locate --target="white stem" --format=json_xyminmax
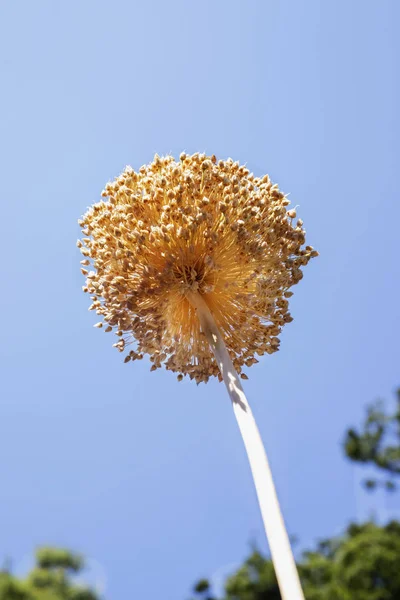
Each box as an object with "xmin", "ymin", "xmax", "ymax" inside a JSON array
[{"xmin": 187, "ymin": 292, "xmax": 305, "ymax": 600}]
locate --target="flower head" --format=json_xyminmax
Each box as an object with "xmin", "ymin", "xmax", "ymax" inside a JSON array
[{"xmin": 78, "ymin": 153, "xmax": 317, "ymax": 383}]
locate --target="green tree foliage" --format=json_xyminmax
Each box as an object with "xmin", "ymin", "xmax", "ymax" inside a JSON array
[
  {"xmin": 0, "ymin": 548, "xmax": 99, "ymax": 600},
  {"xmin": 192, "ymin": 386, "xmax": 400, "ymax": 599},
  {"xmin": 193, "ymin": 522, "xmax": 400, "ymax": 600},
  {"xmin": 344, "ymin": 388, "xmax": 400, "ymax": 491}
]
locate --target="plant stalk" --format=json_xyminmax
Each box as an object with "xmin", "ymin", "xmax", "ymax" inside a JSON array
[{"xmin": 187, "ymin": 291, "xmax": 305, "ymax": 600}]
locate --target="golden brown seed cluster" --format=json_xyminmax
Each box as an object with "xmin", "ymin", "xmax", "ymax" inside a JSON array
[{"xmin": 78, "ymin": 153, "xmax": 317, "ymax": 383}]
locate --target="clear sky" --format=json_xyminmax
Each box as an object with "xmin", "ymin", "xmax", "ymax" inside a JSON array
[{"xmin": 0, "ymin": 0, "xmax": 399, "ymax": 598}]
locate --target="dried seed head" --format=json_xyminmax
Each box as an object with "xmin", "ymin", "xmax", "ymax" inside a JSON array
[{"xmin": 78, "ymin": 153, "xmax": 316, "ymax": 383}]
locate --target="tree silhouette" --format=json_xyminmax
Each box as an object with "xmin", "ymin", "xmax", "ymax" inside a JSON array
[
  {"xmin": 344, "ymin": 388, "xmax": 400, "ymax": 491},
  {"xmin": 0, "ymin": 548, "xmax": 99, "ymax": 600},
  {"xmin": 192, "ymin": 385, "xmax": 400, "ymax": 599}
]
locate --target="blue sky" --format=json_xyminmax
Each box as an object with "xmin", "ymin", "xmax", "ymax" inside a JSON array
[{"xmin": 0, "ymin": 0, "xmax": 399, "ymax": 598}]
